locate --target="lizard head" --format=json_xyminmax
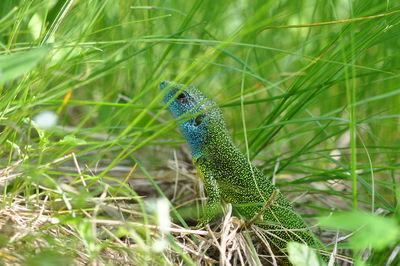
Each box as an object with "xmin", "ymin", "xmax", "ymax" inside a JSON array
[{"xmin": 160, "ymin": 80, "xmax": 227, "ymax": 157}]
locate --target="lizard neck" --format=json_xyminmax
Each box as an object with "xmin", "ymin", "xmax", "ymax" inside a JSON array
[{"xmin": 191, "ymin": 128, "xmax": 238, "ymax": 161}]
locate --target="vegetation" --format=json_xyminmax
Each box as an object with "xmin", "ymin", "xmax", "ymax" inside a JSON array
[{"xmin": 0, "ymin": 0, "xmax": 399, "ymax": 265}]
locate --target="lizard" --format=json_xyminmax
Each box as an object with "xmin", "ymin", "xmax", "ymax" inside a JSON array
[{"xmin": 159, "ymin": 80, "xmax": 324, "ymax": 260}]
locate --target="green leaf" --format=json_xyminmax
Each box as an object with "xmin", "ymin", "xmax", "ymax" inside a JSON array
[
  {"xmin": 25, "ymin": 249, "xmax": 73, "ymax": 266},
  {"xmin": 319, "ymin": 211, "xmax": 400, "ymax": 250},
  {"xmin": 59, "ymin": 135, "xmax": 87, "ymax": 145},
  {"xmin": 287, "ymin": 242, "xmax": 324, "ymax": 266},
  {"xmin": 0, "ymin": 46, "xmax": 51, "ymax": 83}
]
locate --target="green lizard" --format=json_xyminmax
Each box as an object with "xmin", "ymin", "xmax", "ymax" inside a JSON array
[{"xmin": 160, "ymin": 80, "xmax": 324, "ymax": 259}]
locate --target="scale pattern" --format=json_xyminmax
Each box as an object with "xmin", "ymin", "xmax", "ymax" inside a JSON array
[{"xmin": 160, "ymin": 81, "xmax": 323, "ymax": 254}]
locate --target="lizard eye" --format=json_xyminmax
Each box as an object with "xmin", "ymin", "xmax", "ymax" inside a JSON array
[
  {"xmin": 193, "ymin": 114, "xmax": 205, "ymax": 126},
  {"xmin": 177, "ymin": 92, "xmax": 188, "ymax": 103}
]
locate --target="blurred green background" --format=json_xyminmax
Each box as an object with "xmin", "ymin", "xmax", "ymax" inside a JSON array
[{"xmin": 0, "ymin": 0, "xmax": 399, "ymax": 265}]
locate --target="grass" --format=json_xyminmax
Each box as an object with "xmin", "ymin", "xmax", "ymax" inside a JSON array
[{"xmin": 0, "ymin": 0, "xmax": 399, "ymax": 265}]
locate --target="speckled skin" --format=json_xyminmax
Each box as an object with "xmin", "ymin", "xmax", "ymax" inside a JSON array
[{"xmin": 160, "ymin": 81, "xmax": 322, "ymax": 253}]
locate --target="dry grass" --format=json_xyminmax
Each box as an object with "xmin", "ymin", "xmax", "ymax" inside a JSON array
[{"xmin": 0, "ymin": 152, "xmax": 355, "ymax": 265}]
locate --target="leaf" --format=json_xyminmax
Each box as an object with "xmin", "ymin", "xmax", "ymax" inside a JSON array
[
  {"xmin": 26, "ymin": 249, "xmax": 73, "ymax": 266},
  {"xmin": 319, "ymin": 211, "xmax": 400, "ymax": 250},
  {"xmin": 287, "ymin": 242, "xmax": 324, "ymax": 266},
  {"xmin": 59, "ymin": 135, "xmax": 87, "ymax": 145},
  {"xmin": 0, "ymin": 46, "xmax": 51, "ymax": 83}
]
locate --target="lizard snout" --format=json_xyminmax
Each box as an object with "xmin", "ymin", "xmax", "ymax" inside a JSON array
[{"xmin": 159, "ymin": 80, "xmax": 171, "ymax": 90}]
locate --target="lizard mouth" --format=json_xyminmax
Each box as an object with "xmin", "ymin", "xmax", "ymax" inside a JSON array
[{"xmin": 159, "ymin": 80, "xmax": 171, "ymax": 90}]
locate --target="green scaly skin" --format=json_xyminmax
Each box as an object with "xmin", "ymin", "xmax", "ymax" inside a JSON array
[{"xmin": 160, "ymin": 81, "xmax": 324, "ymax": 257}]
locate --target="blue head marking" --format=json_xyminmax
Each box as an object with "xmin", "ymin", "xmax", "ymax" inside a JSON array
[{"xmin": 160, "ymin": 81, "xmax": 220, "ymax": 158}]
